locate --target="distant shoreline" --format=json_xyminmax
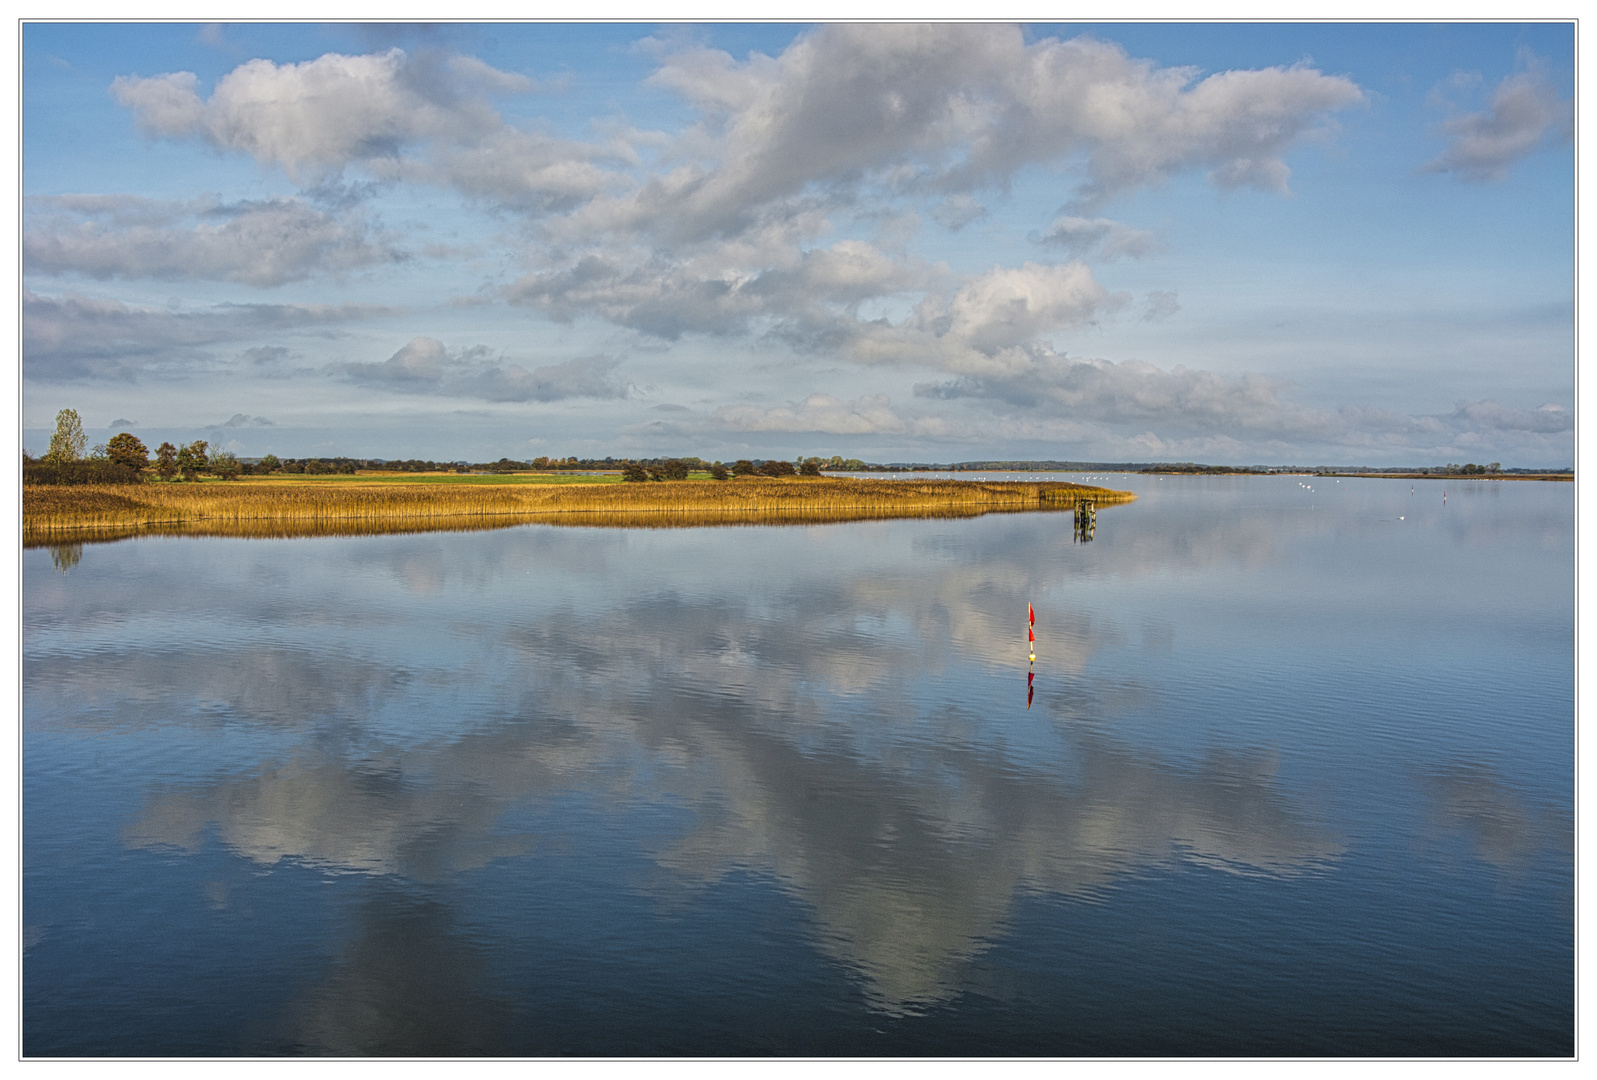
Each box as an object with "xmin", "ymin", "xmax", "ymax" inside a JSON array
[{"xmin": 23, "ymin": 475, "xmax": 1136, "ymax": 540}]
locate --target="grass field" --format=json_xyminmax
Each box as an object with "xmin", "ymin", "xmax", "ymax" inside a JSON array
[{"xmin": 23, "ymin": 475, "xmax": 1134, "ymax": 540}]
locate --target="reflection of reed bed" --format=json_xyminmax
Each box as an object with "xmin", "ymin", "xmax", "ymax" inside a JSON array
[
  {"xmin": 26, "ymin": 501, "xmax": 1073, "ymax": 546},
  {"xmin": 23, "ymin": 476, "xmax": 1134, "ymax": 537}
]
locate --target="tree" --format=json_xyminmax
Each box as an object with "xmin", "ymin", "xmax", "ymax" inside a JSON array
[
  {"xmin": 46, "ymin": 408, "xmax": 86, "ymax": 463},
  {"xmin": 621, "ymin": 462, "xmax": 649, "ymax": 482},
  {"xmin": 155, "ymin": 442, "xmax": 178, "ymax": 479},
  {"xmin": 208, "ymin": 447, "xmax": 241, "ymax": 481},
  {"xmin": 651, "ymin": 459, "xmax": 690, "ymax": 482},
  {"xmin": 758, "ymin": 459, "xmax": 796, "ymax": 477},
  {"xmin": 259, "ymin": 453, "xmax": 281, "ymax": 473},
  {"xmin": 799, "ymin": 457, "xmax": 822, "ymax": 476},
  {"xmin": 710, "ymin": 462, "xmax": 730, "ymax": 481},
  {"xmin": 732, "ymin": 459, "xmax": 757, "ymax": 477},
  {"xmin": 107, "ymin": 433, "xmax": 149, "ymax": 471},
  {"xmin": 176, "ymin": 440, "xmax": 209, "ymax": 480}
]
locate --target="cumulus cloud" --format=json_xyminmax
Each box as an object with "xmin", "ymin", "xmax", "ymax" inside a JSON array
[
  {"xmin": 102, "ymin": 30, "xmax": 1366, "ymax": 379},
  {"xmin": 1424, "ymin": 55, "xmax": 1573, "ymax": 181},
  {"xmin": 112, "ymin": 50, "xmax": 508, "ymax": 177},
  {"xmin": 341, "ymin": 337, "xmax": 629, "ymax": 402},
  {"xmin": 497, "ymin": 26, "xmax": 1360, "ymax": 362},
  {"xmin": 346, "ymin": 335, "xmax": 448, "ymax": 383},
  {"xmin": 1036, "ymin": 216, "xmax": 1160, "ymax": 260},
  {"xmin": 24, "ymin": 195, "xmax": 405, "ymax": 286},
  {"xmin": 615, "ymin": 25, "xmax": 1362, "ymax": 242},
  {"xmin": 110, "ymin": 48, "xmax": 617, "ymax": 210},
  {"xmin": 22, "ymin": 289, "xmax": 396, "ymax": 380},
  {"xmin": 936, "ymin": 261, "xmax": 1116, "ymax": 353}
]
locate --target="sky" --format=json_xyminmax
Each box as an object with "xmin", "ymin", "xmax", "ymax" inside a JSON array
[{"xmin": 19, "ymin": 20, "xmax": 1576, "ymax": 466}]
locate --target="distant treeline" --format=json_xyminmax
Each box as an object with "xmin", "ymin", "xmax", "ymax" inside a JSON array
[{"xmin": 25, "ymin": 409, "xmax": 1567, "ymax": 486}]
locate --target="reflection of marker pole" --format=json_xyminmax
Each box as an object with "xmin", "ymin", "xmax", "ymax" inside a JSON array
[{"xmin": 1027, "ymin": 603, "xmax": 1036, "ymax": 708}]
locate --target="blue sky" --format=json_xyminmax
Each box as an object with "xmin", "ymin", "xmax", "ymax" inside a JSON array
[{"xmin": 20, "ymin": 21, "xmax": 1574, "ymax": 465}]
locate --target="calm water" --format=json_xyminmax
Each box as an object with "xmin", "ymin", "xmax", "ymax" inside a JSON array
[{"xmin": 23, "ymin": 475, "xmax": 1573, "ymax": 1056}]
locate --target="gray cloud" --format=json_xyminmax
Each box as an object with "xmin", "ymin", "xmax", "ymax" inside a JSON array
[
  {"xmin": 1424, "ymin": 56, "xmax": 1572, "ymax": 181},
  {"xmin": 907, "ymin": 350, "xmax": 1574, "ymax": 461},
  {"xmin": 1142, "ymin": 290, "xmax": 1180, "ymax": 322},
  {"xmin": 342, "ymin": 336, "xmax": 629, "ymax": 402},
  {"xmin": 217, "ymin": 413, "xmax": 275, "ymax": 428},
  {"xmin": 930, "ymin": 194, "xmax": 986, "ymax": 231},
  {"xmin": 1036, "ymin": 215, "xmax": 1160, "ymax": 261},
  {"xmin": 916, "ymin": 353, "xmax": 1328, "ymax": 437},
  {"xmin": 1450, "ymin": 398, "xmax": 1572, "ymax": 434},
  {"xmin": 24, "ymin": 194, "xmax": 406, "ymax": 286},
  {"xmin": 23, "ymin": 289, "xmax": 398, "ymax": 380},
  {"xmin": 508, "ymin": 231, "xmax": 935, "ymax": 342}
]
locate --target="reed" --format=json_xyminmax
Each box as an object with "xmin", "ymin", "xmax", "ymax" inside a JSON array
[{"xmin": 23, "ymin": 476, "xmax": 1134, "ymax": 540}]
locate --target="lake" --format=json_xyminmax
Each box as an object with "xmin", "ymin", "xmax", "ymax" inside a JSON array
[{"xmin": 22, "ymin": 474, "xmax": 1574, "ymax": 1056}]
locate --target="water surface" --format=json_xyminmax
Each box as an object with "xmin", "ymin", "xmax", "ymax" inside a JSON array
[{"xmin": 23, "ymin": 475, "xmax": 1573, "ymax": 1055}]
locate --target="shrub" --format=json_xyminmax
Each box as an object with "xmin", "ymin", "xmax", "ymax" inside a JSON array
[
  {"xmin": 732, "ymin": 460, "xmax": 757, "ymax": 477},
  {"xmin": 621, "ymin": 462, "xmax": 649, "ymax": 482},
  {"xmin": 710, "ymin": 463, "xmax": 730, "ymax": 481},
  {"xmin": 758, "ymin": 459, "xmax": 796, "ymax": 478},
  {"xmin": 23, "ymin": 460, "xmax": 144, "ymax": 485}
]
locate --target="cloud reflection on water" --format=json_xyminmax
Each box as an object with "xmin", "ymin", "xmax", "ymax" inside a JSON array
[{"xmin": 98, "ymin": 511, "xmax": 1348, "ymax": 1014}]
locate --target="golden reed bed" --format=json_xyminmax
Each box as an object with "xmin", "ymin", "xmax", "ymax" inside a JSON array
[{"xmin": 22, "ymin": 476, "xmax": 1134, "ymax": 541}]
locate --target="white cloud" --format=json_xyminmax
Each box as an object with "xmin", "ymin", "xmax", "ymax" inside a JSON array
[
  {"xmin": 110, "ymin": 48, "xmax": 616, "ymax": 210},
  {"xmin": 935, "ymin": 261, "xmax": 1118, "ymax": 354},
  {"xmin": 24, "ymin": 195, "xmax": 406, "ymax": 286},
  {"xmin": 622, "ymin": 25, "xmax": 1362, "ymax": 242},
  {"xmin": 112, "ymin": 50, "xmax": 499, "ymax": 178},
  {"xmin": 1424, "ymin": 56, "xmax": 1572, "ymax": 181}
]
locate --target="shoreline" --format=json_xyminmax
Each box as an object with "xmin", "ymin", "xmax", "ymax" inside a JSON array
[{"xmin": 22, "ymin": 476, "xmax": 1135, "ymax": 540}]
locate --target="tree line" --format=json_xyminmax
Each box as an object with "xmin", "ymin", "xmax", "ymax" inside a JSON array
[{"xmin": 25, "ymin": 409, "xmax": 867, "ymax": 486}]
